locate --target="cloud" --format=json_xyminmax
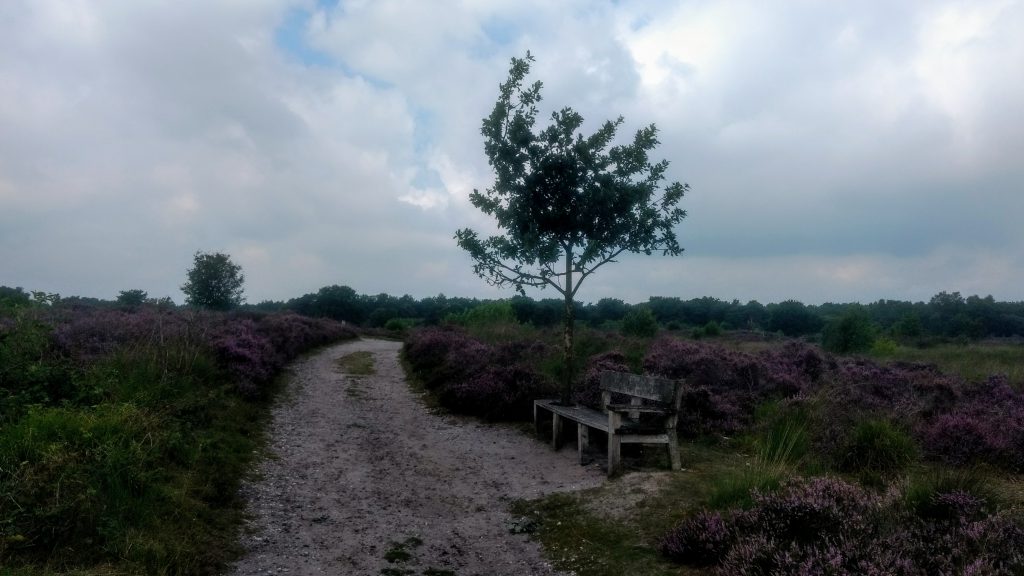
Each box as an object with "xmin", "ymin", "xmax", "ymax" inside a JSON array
[{"xmin": 1, "ymin": 0, "xmax": 1022, "ymax": 305}]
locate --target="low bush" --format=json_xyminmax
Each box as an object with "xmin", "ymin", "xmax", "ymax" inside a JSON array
[
  {"xmin": 661, "ymin": 510, "xmax": 733, "ymax": 566},
  {"xmin": 574, "ymin": 351, "xmax": 632, "ymax": 409},
  {"xmin": 621, "ymin": 308, "xmax": 658, "ymax": 338},
  {"xmin": 403, "ymin": 327, "xmax": 555, "ymax": 420},
  {"xmin": 665, "ymin": 475, "xmax": 1024, "ymax": 575},
  {"xmin": 917, "ymin": 375, "xmax": 1024, "ymax": 471}
]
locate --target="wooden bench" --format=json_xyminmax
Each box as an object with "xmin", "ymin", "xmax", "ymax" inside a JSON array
[{"xmin": 534, "ymin": 372, "xmax": 684, "ymax": 476}]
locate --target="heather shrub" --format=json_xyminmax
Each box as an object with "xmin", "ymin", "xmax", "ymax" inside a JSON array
[
  {"xmin": 644, "ymin": 338, "xmax": 818, "ymax": 437},
  {"xmin": 661, "ymin": 510, "xmax": 734, "ymax": 565},
  {"xmin": 404, "ymin": 327, "xmax": 492, "ymax": 391},
  {"xmin": 439, "ymin": 364, "xmax": 550, "ymax": 421},
  {"xmin": 917, "ymin": 375, "xmax": 1024, "ymax": 471},
  {"xmin": 403, "ymin": 327, "xmax": 555, "ymax": 420},
  {"xmin": 665, "ymin": 475, "xmax": 1024, "ymax": 575},
  {"xmin": 574, "ymin": 350, "xmax": 631, "ymax": 409},
  {"xmin": 208, "ymin": 318, "xmax": 278, "ymax": 398},
  {"xmin": 742, "ymin": 477, "xmax": 879, "ymax": 544}
]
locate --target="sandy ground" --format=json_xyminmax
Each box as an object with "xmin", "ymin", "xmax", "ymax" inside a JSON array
[{"xmin": 226, "ymin": 338, "xmax": 604, "ymax": 576}]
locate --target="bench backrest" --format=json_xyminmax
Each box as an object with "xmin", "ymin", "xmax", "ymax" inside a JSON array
[{"xmin": 599, "ymin": 372, "xmax": 680, "ymax": 405}]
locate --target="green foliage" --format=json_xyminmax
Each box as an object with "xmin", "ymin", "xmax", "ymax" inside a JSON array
[
  {"xmin": 709, "ymin": 408, "xmax": 809, "ymax": 510},
  {"xmin": 767, "ymin": 300, "xmax": 822, "ymax": 336},
  {"xmin": 870, "ymin": 336, "xmax": 899, "ymax": 356},
  {"xmin": 115, "ymin": 289, "xmax": 148, "ymax": 307},
  {"xmin": 904, "ymin": 466, "xmax": 1001, "ymax": 520},
  {"xmin": 448, "ymin": 300, "xmax": 517, "ymax": 328},
  {"xmin": 0, "ymin": 307, "xmax": 352, "ymax": 574},
  {"xmin": 835, "ymin": 418, "xmax": 918, "ymax": 475},
  {"xmin": 621, "ymin": 308, "xmax": 658, "ymax": 338},
  {"xmin": 181, "ymin": 251, "xmax": 245, "ymax": 310},
  {"xmin": 0, "ymin": 315, "xmax": 78, "ymax": 423},
  {"xmin": 822, "ymin": 306, "xmax": 876, "ymax": 354},
  {"xmin": 893, "ymin": 313, "xmax": 924, "ymax": 339},
  {"xmin": 0, "ymin": 286, "xmax": 32, "ymax": 312},
  {"xmin": 455, "ymin": 52, "xmax": 687, "ymax": 401},
  {"xmin": 384, "ymin": 317, "xmax": 411, "ymax": 332},
  {"xmin": 702, "ymin": 320, "xmax": 722, "ymax": 337}
]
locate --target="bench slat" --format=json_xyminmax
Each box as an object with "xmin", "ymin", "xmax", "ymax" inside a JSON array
[
  {"xmin": 534, "ymin": 399, "xmax": 609, "ymax": 431},
  {"xmin": 600, "ymin": 372, "xmax": 677, "ymax": 403},
  {"xmin": 606, "ymin": 403, "xmax": 671, "ymax": 414},
  {"xmin": 620, "ymin": 433, "xmax": 670, "ymax": 444}
]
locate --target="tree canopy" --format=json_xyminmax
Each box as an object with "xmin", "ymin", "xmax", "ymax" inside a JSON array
[
  {"xmin": 456, "ymin": 52, "xmax": 688, "ymax": 399},
  {"xmin": 181, "ymin": 251, "xmax": 245, "ymax": 310}
]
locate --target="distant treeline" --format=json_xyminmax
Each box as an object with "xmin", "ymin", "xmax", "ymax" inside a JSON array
[
  {"xmin": 3, "ymin": 284, "xmax": 1023, "ymax": 341},
  {"xmin": 254, "ymin": 286, "xmax": 1024, "ymax": 341}
]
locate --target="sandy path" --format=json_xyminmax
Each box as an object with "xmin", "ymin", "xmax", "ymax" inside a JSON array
[{"xmin": 227, "ymin": 338, "xmax": 603, "ymax": 576}]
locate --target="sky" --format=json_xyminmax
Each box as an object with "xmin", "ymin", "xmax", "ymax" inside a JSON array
[{"xmin": 2, "ymin": 0, "xmax": 1023, "ymax": 306}]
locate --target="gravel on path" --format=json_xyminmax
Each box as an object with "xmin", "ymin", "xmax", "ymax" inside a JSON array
[{"xmin": 226, "ymin": 338, "xmax": 603, "ymax": 576}]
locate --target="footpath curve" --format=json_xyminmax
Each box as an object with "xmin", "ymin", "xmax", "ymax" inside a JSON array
[{"xmin": 227, "ymin": 338, "xmax": 603, "ymax": 576}]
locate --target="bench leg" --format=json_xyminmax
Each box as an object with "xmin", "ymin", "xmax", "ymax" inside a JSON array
[
  {"xmin": 551, "ymin": 413, "xmax": 564, "ymax": 450},
  {"xmin": 667, "ymin": 429, "xmax": 681, "ymax": 471},
  {"xmin": 607, "ymin": 412, "xmax": 622, "ymax": 476},
  {"xmin": 578, "ymin": 424, "xmax": 589, "ymax": 464}
]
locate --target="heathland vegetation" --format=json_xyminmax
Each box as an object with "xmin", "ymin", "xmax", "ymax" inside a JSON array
[
  {"xmin": 401, "ymin": 310, "xmax": 1024, "ymax": 575},
  {"xmin": 0, "ymin": 288, "xmax": 355, "ymax": 574},
  {"xmin": 4, "ymin": 281, "xmax": 1024, "ymax": 575}
]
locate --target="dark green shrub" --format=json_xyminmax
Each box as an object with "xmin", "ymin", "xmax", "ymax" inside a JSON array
[
  {"xmin": 822, "ymin": 307, "xmax": 876, "ymax": 353},
  {"xmin": 384, "ymin": 318, "xmax": 409, "ymax": 332},
  {"xmin": 621, "ymin": 308, "xmax": 658, "ymax": 338},
  {"xmin": 703, "ymin": 320, "xmax": 722, "ymax": 337},
  {"xmin": 835, "ymin": 418, "xmax": 917, "ymax": 474}
]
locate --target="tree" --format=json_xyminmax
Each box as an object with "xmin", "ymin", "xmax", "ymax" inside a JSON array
[
  {"xmin": 822, "ymin": 306, "xmax": 876, "ymax": 354},
  {"xmin": 116, "ymin": 289, "xmax": 148, "ymax": 307},
  {"xmin": 181, "ymin": 251, "xmax": 245, "ymax": 310},
  {"xmin": 767, "ymin": 300, "xmax": 822, "ymax": 337},
  {"xmin": 455, "ymin": 52, "xmax": 688, "ymax": 402}
]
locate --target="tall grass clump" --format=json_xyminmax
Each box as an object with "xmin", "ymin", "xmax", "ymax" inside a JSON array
[
  {"xmin": 708, "ymin": 409, "xmax": 809, "ymax": 510},
  {"xmin": 0, "ymin": 304, "xmax": 355, "ymax": 574},
  {"xmin": 835, "ymin": 417, "xmax": 918, "ymax": 477}
]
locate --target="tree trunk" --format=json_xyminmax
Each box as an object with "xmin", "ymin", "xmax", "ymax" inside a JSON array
[{"xmin": 561, "ymin": 246, "xmax": 575, "ymax": 405}]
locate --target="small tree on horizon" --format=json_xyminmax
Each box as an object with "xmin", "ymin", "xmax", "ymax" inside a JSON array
[
  {"xmin": 116, "ymin": 289, "xmax": 148, "ymax": 307},
  {"xmin": 181, "ymin": 251, "xmax": 245, "ymax": 310},
  {"xmin": 456, "ymin": 52, "xmax": 688, "ymax": 403}
]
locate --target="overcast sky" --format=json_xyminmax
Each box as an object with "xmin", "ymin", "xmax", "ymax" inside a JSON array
[{"xmin": 2, "ymin": 0, "xmax": 1023, "ymax": 305}]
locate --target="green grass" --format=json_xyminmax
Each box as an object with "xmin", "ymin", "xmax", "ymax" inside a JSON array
[
  {"xmin": 336, "ymin": 351, "xmax": 376, "ymax": 376},
  {"xmin": 510, "ymin": 492, "xmax": 683, "ymax": 576},
  {"xmin": 0, "ymin": 338, "xmax": 281, "ymax": 575},
  {"xmin": 510, "ymin": 444, "xmax": 762, "ymax": 576},
  {"xmin": 870, "ymin": 341, "xmax": 1024, "ymax": 386}
]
